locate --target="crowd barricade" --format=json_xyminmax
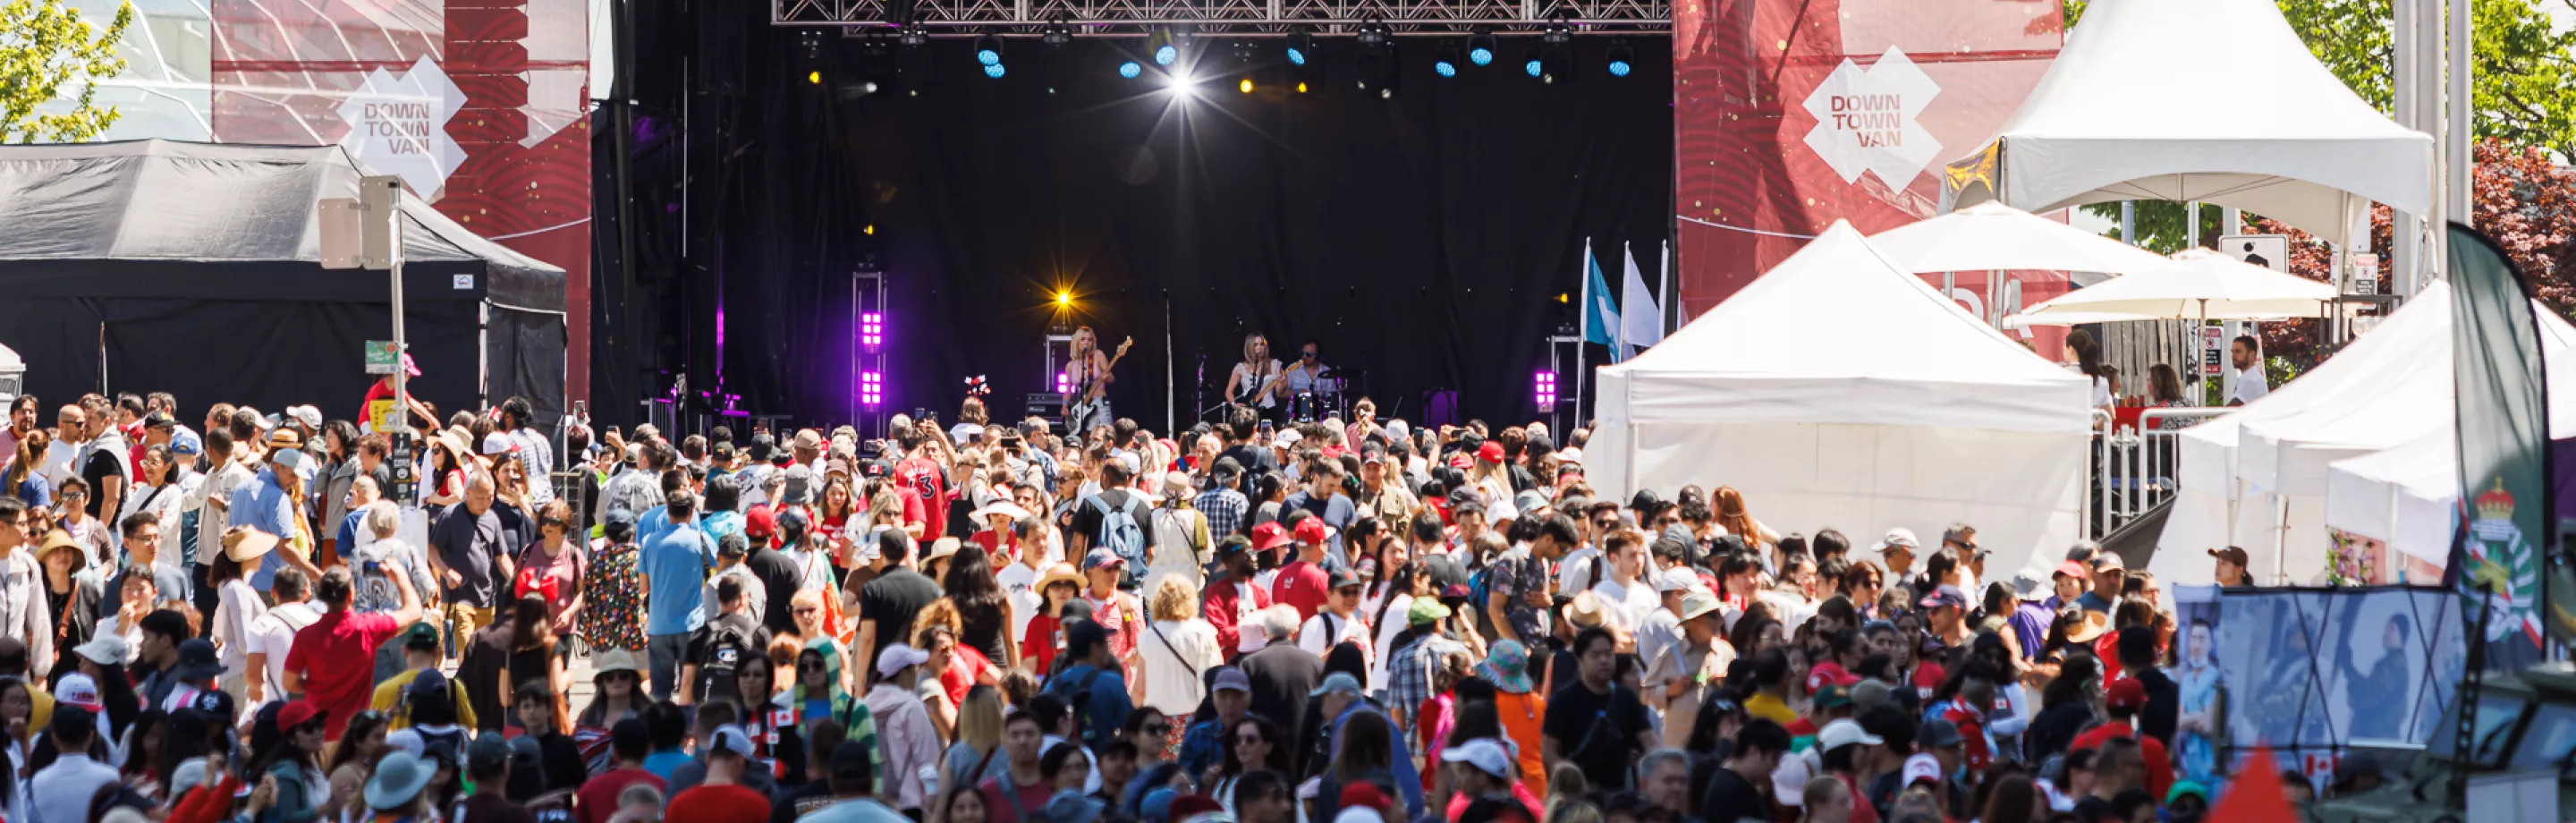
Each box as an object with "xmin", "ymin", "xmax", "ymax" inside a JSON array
[{"xmin": 2085, "ymin": 407, "xmax": 2230, "ymax": 541}]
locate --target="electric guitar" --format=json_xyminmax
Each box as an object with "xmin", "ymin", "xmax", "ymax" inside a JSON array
[{"xmin": 1066, "ymin": 336, "xmax": 1134, "ymax": 427}]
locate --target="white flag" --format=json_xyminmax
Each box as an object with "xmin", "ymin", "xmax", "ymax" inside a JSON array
[{"xmin": 1621, "ymin": 243, "xmax": 1664, "ymax": 350}]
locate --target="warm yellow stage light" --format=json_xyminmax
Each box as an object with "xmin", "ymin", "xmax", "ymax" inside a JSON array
[
  {"xmin": 1055, "ymin": 291, "xmax": 1074, "ymax": 308},
  {"xmin": 1239, "ymin": 78, "xmax": 1254, "ymax": 93},
  {"xmin": 809, "ymin": 71, "xmax": 822, "ymax": 84}
]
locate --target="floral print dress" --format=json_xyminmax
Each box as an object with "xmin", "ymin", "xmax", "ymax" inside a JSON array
[{"xmin": 581, "ymin": 537, "xmax": 649, "ymax": 651}]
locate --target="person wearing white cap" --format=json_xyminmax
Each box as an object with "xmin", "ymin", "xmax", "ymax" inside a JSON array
[
  {"xmin": 1873, "ymin": 528, "xmax": 1919, "ymax": 581},
  {"xmin": 29, "ymin": 679, "xmax": 117, "ymax": 823},
  {"xmin": 1436, "ymin": 738, "xmax": 1519, "ymax": 814},
  {"xmin": 1632, "ymin": 564, "xmax": 1699, "ymax": 708},
  {"xmin": 666, "ymin": 725, "xmax": 775, "ymax": 821},
  {"xmin": 864, "ymin": 644, "xmax": 941, "ymax": 816}
]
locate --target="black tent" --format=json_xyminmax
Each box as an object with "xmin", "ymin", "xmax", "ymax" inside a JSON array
[{"xmin": 0, "ymin": 140, "xmax": 566, "ymax": 427}]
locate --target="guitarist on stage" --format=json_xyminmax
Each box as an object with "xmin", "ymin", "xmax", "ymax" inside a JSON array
[
  {"xmin": 1224, "ymin": 334, "xmax": 1285, "ymax": 420},
  {"xmin": 1066, "ymin": 327, "xmax": 1132, "ymax": 434}
]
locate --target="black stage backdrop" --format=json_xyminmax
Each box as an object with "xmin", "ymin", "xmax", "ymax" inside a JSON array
[{"xmin": 619, "ymin": 15, "xmax": 1673, "ymax": 434}]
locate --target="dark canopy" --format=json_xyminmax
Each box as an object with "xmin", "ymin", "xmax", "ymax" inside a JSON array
[{"xmin": 0, "ymin": 140, "xmax": 566, "ymax": 427}]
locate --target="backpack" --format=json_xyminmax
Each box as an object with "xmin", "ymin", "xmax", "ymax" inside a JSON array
[
  {"xmin": 1466, "ymin": 560, "xmax": 1503, "ymax": 640},
  {"xmin": 696, "ymin": 621, "xmax": 758, "ymax": 704},
  {"xmin": 1089, "ymin": 493, "xmax": 1148, "ymax": 571},
  {"xmin": 1050, "ymin": 666, "xmax": 1113, "ymax": 749}
]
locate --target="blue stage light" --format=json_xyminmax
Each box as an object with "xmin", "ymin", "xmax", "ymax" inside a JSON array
[
  {"xmin": 1154, "ymin": 44, "xmax": 1177, "ymax": 65},
  {"xmin": 1119, "ymin": 61, "xmax": 1141, "ymax": 79},
  {"xmin": 978, "ymin": 48, "xmax": 1000, "ymax": 66},
  {"xmin": 985, "ymin": 64, "xmax": 1006, "ymax": 78},
  {"xmin": 1470, "ymin": 46, "xmax": 1493, "ymax": 65},
  {"xmin": 1524, "ymin": 59, "xmax": 1541, "ymax": 77},
  {"xmin": 1436, "ymin": 59, "xmax": 1456, "ymax": 77},
  {"xmin": 1607, "ymin": 59, "xmax": 1630, "ymax": 77},
  {"xmin": 1288, "ymin": 46, "xmax": 1307, "ymax": 65}
]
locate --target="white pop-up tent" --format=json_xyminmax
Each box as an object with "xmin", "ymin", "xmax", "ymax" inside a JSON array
[
  {"xmin": 1586, "ymin": 221, "xmax": 2095, "ymax": 576},
  {"xmin": 2324, "ymin": 432, "xmax": 2457, "ymax": 570},
  {"xmin": 1946, "ymin": 0, "xmax": 2432, "ymax": 244},
  {"xmin": 2155, "ymin": 283, "xmax": 2576, "ymax": 586}
]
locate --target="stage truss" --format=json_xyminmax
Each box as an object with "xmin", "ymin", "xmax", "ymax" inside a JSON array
[{"xmin": 773, "ymin": 0, "xmax": 1667, "ymax": 34}]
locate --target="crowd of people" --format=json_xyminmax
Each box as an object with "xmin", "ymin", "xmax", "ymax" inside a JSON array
[{"xmin": 0, "ymin": 385, "xmax": 2319, "ymax": 823}]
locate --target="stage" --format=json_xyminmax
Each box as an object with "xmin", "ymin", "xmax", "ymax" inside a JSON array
[{"xmin": 597, "ymin": 13, "xmax": 1674, "ymax": 434}]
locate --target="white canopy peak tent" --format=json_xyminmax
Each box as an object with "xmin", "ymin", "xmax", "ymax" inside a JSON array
[
  {"xmin": 1945, "ymin": 0, "xmax": 2432, "ymax": 245},
  {"xmin": 1868, "ymin": 201, "xmax": 2174, "ymax": 277},
  {"xmin": 2012, "ymin": 247, "xmax": 2341, "ymax": 326}
]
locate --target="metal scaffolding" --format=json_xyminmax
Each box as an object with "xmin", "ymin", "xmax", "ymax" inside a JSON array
[{"xmin": 773, "ymin": 0, "xmax": 1666, "ymax": 33}]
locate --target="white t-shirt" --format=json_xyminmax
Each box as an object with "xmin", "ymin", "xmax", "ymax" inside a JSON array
[
  {"xmin": 1137, "ymin": 619, "xmax": 1223, "ymax": 716},
  {"xmin": 2232, "ymin": 364, "xmax": 2272, "ymax": 404},
  {"xmin": 248, "ymin": 600, "xmax": 323, "ymax": 700},
  {"xmin": 1368, "ymin": 592, "xmax": 1414, "ymax": 687},
  {"xmin": 1298, "ymin": 610, "xmax": 1374, "ymax": 681},
  {"xmin": 2091, "ymin": 376, "xmax": 2114, "ymax": 408},
  {"xmin": 1557, "ymin": 547, "xmax": 1604, "ymax": 595},
  {"xmin": 1590, "ymin": 577, "xmax": 1660, "ymax": 632},
  {"xmin": 997, "ymin": 562, "xmax": 1042, "ymax": 642}
]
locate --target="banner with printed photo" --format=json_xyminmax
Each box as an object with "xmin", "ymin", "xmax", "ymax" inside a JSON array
[
  {"xmin": 2206, "ymin": 586, "xmax": 2464, "ymax": 764},
  {"xmin": 1670, "ymin": 0, "xmax": 2070, "ymax": 355}
]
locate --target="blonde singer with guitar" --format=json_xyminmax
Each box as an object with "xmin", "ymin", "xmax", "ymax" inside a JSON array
[{"xmin": 1065, "ymin": 327, "xmax": 1133, "ymax": 435}]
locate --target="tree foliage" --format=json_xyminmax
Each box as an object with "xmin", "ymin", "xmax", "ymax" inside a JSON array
[{"xmin": 0, "ymin": 0, "xmax": 132, "ymax": 143}]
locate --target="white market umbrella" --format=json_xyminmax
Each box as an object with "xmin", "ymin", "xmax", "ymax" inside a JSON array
[
  {"xmin": 2014, "ymin": 248, "xmax": 2337, "ymax": 326},
  {"xmin": 1867, "ymin": 202, "xmax": 2175, "ymax": 276}
]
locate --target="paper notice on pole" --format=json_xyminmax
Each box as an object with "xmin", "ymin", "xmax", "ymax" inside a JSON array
[
  {"xmin": 365, "ymin": 340, "xmax": 400, "ymax": 375},
  {"xmin": 2202, "ymin": 326, "xmax": 2224, "ymax": 377}
]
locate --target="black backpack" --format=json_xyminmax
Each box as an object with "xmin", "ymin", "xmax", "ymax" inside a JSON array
[
  {"xmin": 696, "ymin": 621, "xmax": 757, "ymax": 704},
  {"xmin": 1050, "ymin": 666, "xmax": 1113, "ymax": 749}
]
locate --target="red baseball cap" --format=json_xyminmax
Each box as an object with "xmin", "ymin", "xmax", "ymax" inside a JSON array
[
  {"xmin": 2106, "ymin": 676, "xmax": 2148, "ymax": 711},
  {"xmin": 745, "ymin": 505, "xmax": 778, "ymax": 540},
  {"xmin": 1477, "ymin": 441, "xmax": 1505, "ymax": 463},
  {"xmin": 1293, "ymin": 517, "xmax": 1332, "ymax": 545},
  {"xmin": 2053, "ymin": 560, "xmax": 2089, "ymax": 580},
  {"xmin": 1250, "ymin": 522, "xmax": 1292, "ymax": 551},
  {"xmin": 277, "ymin": 700, "xmax": 326, "ymax": 731},
  {"xmin": 1806, "ymin": 661, "xmax": 1861, "ymax": 693}
]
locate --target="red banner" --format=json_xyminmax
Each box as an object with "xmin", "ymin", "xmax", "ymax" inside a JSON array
[{"xmin": 1674, "ymin": 0, "xmax": 2069, "ymax": 352}]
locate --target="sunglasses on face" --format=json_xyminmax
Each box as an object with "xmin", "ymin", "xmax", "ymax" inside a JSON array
[
  {"xmin": 801, "ymin": 660, "xmax": 827, "ymax": 670},
  {"xmin": 794, "ymin": 607, "xmax": 820, "ymax": 615},
  {"xmin": 1144, "ymin": 724, "xmax": 1169, "ymax": 734}
]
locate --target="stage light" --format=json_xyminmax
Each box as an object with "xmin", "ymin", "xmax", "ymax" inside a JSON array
[
  {"xmin": 1434, "ymin": 44, "xmax": 1460, "ymax": 78},
  {"xmin": 809, "ymin": 71, "xmax": 821, "ymax": 84},
  {"xmin": 1355, "ymin": 18, "xmax": 1388, "ymax": 46},
  {"xmin": 1055, "ymin": 372, "xmax": 1073, "ymax": 394},
  {"xmin": 1041, "ymin": 18, "xmax": 1073, "ymax": 47},
  {"xmin": 1239, "ymin": 77, "xmax": 1254, "ymax": 93},
  {"xmin": 1119, "ymin": 61, "xmax": 1142, "ymax": 79},
  {"xmin": 864, "ymin": 225, "xmax": 875, "ymax": 234},
  {"xmin": 1284, "ymin": 31, "xmax": 1321, "ymax": 92},
  {"xmin": 1296, "ymin": 81, "xmax": 1309, "ymax": 93},
  {"xmin": 984, "ymin": 64, "xmax": 1006, "ymax": 79},
  {"xmin": 1535, "ymin": 370, "xmax": 1557, "ymax": 407},
  {"xmin": 860, "ymin": 311, "xmax": 884, "ymax": 349},
  {"xmin": 973, "ymin": 35, "xmax": 1004, "ymax": 67},
  {"xmin": 1523, "ymin": 47, "xmax": 1542, "ymax": 78},
  {"xmin": 1606, "ymin": 39, "xmax": 1633, "ymax": 78},
  {"xmin": 1285, "ymin": 33, "xmax": 1311, "ymax": 66},
  {"xmin": 898, "ymin": 23, "xmax": 928, "ymax": 47},
  {"xmin": 1055, "ymin": 290, "xmax": 1074, "ymax": 308},
  {"xmin": 1467, "ymin": 30, "xmax": 1496, "ymax": 65},
  {"xmin": 1155, "ymin": 44, "xmax": 1178, "ymax": 65},
  {"xmin": 860, "ymin": 371, "xmax": 885, "ymax": 407}
]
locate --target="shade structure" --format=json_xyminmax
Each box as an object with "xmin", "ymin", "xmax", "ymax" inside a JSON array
[
  {"xmin": 2014, "ymin": 249, "xmax": 2340, "ymax": 325},
  {"xmin": 2154, "ymin": 283, "xmax": 2576, "ymax": 586},
  {"xmin": 1867, "ymin": 202, "xmax": 2174, "ymax": 276},
  {"xmin": 2324, "ymin": 432, "xmax": 2457, "ymax": 569},
  {"xmin": 1588, "ymin": 221, "xmax": 2095, "ymax": 577},
  {"xmin": 1945, "ymin": 0, "xmax": 2432, "ymax": 245},
  {"xmin": 0, "ymin": 140, "xmax": 567, "ymax": 422}
]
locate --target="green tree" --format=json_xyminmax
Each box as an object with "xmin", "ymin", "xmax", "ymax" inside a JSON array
[{"xmin": 0, "ymin": 0, "xmax": 133, "ymax": 143}]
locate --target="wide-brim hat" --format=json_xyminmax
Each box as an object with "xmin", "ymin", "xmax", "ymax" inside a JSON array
[
  {"xmin": 71, "ymin": 633, "xmax": 133, "ymax": 666},
  {"xmin": 37, "ymin": 530, "xmax": 84, "ymax": 563},
  {"xmin": 1478, "ymin": 640, "xmax": 1535, "ymax": 694},
  {"xmin": 1037, "ymin": 563, "xmax": 1085, "ymax": 594},
  {"xmin": 2065, "ymin": 610, "xmax": 2113, "ymax": 644},
  {"xmin": 971, "ymin": 501, "xmax": 1033, "ymax": 522},
  {"xmin": 923, "ymin": 538, "xmax": 962, "ymax": 565},
  {"xmin": 223, "ymin": 527, "xmax": 279, "ymax": 562},
  {"xmin": 364, "ymin": 751, "xmax": 437, "ymax": 810},
  {"xmin": 592, "ymin": 649, "xmax": 646, "ymax": 676}
]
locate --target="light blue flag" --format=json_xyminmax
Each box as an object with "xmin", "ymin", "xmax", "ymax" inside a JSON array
[{"xmin": 1580, "ymin": 241, "xmax": 1623, "ymax": 361}]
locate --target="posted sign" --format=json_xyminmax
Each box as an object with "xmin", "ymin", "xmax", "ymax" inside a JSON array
[
  {"xmin": 2202, "ymin": 326, "xmax": 2224, "ymax": 377},
  {"xmin": 365, "ymin": 340, "xmax": 401, "ymax": 375}
]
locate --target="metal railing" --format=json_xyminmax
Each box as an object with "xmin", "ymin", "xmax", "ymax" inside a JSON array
[{"xmin": 2084, "ymin": 406, "xmax": 2231, "ymax": 541}]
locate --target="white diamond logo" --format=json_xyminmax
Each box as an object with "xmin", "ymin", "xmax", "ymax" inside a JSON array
[
  {"xmin": 1801, "ymin": 47, "xmax": 1943, "ymax": 188},
  {"xmin": 335, "ymin": 56, "xmax": 470, "ymax": 198}
]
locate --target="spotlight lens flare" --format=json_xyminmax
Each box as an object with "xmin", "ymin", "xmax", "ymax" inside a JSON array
[
  {"xmin": 1055, "ymin": 291, "xmax": 1073, "ymax": 308},
  {"xmin": 1470, "ymin": 47, "xmax": 1493, "ymax": 65},
  {"xmin": 1119, "ymin": 61, "xmax": 1142, "ymax": 79},
  {"xmin": 1608, "ymin": 60, "xmax": 1631, "ymax": 77},
  {"xmin": 1154, "ymin": 45, "xmax": 1177, "ymax": 65}
]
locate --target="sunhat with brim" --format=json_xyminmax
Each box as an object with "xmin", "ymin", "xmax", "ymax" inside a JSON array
[
  {"xmin": 592, "ymin": 649, "xmax": 646, "ymax": 676},
  {"xmin": 223, "ymin": 527, "xmax": 280, "ymax": 563},
  {"xmin": 1037, "ymin": 563, "xmax": 1086, "ymax": 594},
  {"xmin": 366, "ymin": 750, "xmax": 437, "ymax": 810},
  {"xmin": 971, "ymin": 501, "xmax": 1034, "ymax": 522},
  {"xmin": 1478, "ymin": 640, "xmax": 1536, "ymax": 694},
  {"xmin": 72, "ymin": 633, "xmax": 133, "ymax": 666},
  {"xmin": 38, "ymin": 530, "xmax": 84, "ymax": 563},
  {"xmin": 2065, "ymin": 610, "xmax": 2113, "ymax": 644}
]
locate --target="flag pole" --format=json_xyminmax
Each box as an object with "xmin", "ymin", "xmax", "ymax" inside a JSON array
[
  {"xmin": 1618, "ymin": 242, "xmax": 1632, "ymax": 355},
  {"xmin": 1578, "ymin": 239, "xmax": 1591, "ymax": 426},
  {"xmin": 1658, "ymin": 240, "xmax": 1673, "ymax": 335}
]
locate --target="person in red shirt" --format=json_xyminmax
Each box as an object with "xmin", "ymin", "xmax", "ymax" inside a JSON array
[
  {"xmin": 1201, "ymin": 537, "xmax": 1272, "ymax": 658},
  {"xmin": 283, "ymin": 564, "xmax": 423, "ymax": 741},
  {"xmin": 666, "ymin": 725, "xmax": 775, "ymax": 823},
  {"xmin": 576, "ymin": 717, "xmax": 665, "ymax": 823},
  {"xmin": 2070, "ymin": 677, "xmax": 2173, "ymax": 802},
  {"xmin": 891, "ymin": 428, "xmax": 951, "ymax": 536},
  {"xmin": 1270, "ymin": 517, "xmax": 1335, "ymax": 621}
]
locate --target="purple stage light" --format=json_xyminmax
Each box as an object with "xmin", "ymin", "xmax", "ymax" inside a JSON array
[
  {"xmin": 1534, "ymin": 370, "xmax": 1557, "ymax": 407},
  {"xmin": 860, "ymin": 370, "xmax": 885, "ymax": 406},
  {"xmin": 1055, "ymin": 371, "xmax": 1073, "ymax": 394},
  {"xmin": 861, "ymin": 312, "xmax": 884, "ymax": 349}
]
